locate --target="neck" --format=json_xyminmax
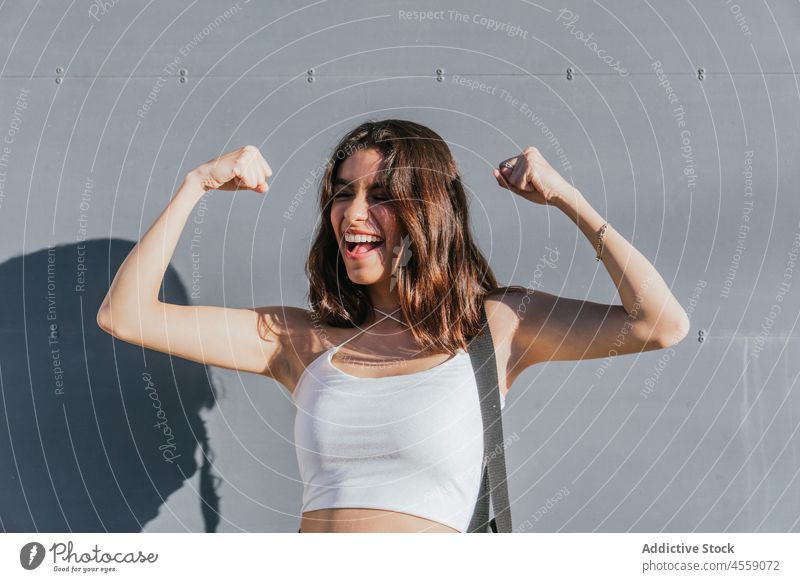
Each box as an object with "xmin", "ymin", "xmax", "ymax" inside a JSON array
[{"xmin": 366, "ymin": 279, "xmax": 401, "ymax": 314}]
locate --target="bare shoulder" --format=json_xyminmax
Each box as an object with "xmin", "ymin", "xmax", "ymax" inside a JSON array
[
  {"xmin": 249, "ymin": 305, "xmax": 316, "ymax": 386},
  {"xmin": 483, "ymin": 286, "xmax": 569, "ymax": 387},
  {"xmin": 251, "ymin": 305, "xmax": 315, "ymax": 340},
  {"xmin": 482, "ymin": 288, "xmax": 537, "ymax": 392},
  {"xmin": 251, "ymin": 305, "xmax": 335, "ymax": 391},
  {"xmin": 483, "ymin": 287, "xmax": 531, "ymax": 338}
]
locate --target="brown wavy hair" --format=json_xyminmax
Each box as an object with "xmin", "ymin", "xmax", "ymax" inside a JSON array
[{"xmin": 305, "ymin": 118, "xmax": 524, "ymax": 354}]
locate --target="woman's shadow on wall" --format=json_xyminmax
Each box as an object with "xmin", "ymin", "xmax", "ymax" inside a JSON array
[{"xmin": 0, "ymin": 238, "xmax": 221, "ymax": 532}]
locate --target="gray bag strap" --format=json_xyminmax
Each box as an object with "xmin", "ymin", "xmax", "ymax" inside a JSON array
[{"xmin": 466, "ymin": 297, "xmax": 512, "ymax": 533}]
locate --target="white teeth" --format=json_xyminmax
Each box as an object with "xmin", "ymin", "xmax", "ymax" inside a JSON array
[{"xmin": 344, "ymin": 233, "xmax": 383, "ymax": 243}]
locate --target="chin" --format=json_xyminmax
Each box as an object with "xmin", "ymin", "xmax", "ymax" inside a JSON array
[
  {"xmin": 344, "ymin": 261, "xmax": 391, "ymax": 282},
  {"xmin": 346, "ymin": 270, "xmax": 388, "ymax": 286}
]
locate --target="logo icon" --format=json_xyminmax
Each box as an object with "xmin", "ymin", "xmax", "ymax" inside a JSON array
[
  {"xmin": 20, "ymin": 542, "xmax": 45, "ymax": 570},
  {"xmin": 390, "ymin": 234, "xmax": 413, "ymax": 291}
]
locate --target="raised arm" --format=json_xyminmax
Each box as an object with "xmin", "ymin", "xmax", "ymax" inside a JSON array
[
  {"xmin": 491, "ymin": 147, "xmax": 690, "ymax": 373},
  {"xmin": 96, "ymin": 145, "xmax": 289, "ymax": 378}
]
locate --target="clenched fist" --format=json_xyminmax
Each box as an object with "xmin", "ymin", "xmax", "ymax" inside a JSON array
[
  {"xmin": 493, "ymin": 146, "xmax": 575, "ymax": 206},
  {"xmin": 188, "ymin": 145, "xmax": 273, "ymax": 193}
]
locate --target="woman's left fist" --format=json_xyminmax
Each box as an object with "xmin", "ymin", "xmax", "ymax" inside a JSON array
[{"xmin": 493, "ymin": 147, "xmax": 575, "ymax": 205}]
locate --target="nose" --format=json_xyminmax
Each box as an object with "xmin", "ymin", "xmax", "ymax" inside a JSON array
[{"xmin": 342, "ymin": 193, "xmax": 370, "ymax": 224}]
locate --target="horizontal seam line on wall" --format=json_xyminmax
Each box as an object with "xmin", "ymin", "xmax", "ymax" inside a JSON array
[{"xmin": 0, "ymin": 71, "xmax": 798, "ymax": 79}]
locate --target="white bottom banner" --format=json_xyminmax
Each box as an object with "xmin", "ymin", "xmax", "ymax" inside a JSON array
[{"xmin": 1, "ymin": 533, "xmax": 797, "ymax": 581}]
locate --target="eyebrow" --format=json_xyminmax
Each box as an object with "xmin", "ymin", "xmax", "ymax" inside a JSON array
[{"xmin": 333, "ymin": 178, "xmax": 385, "ymax": 189}]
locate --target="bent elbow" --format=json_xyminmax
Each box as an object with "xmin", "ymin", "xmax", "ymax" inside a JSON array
[
  {"xmin": 96, "ymin": 305, "xmax": 128, "ymax": 339},
  {"xmin": 96, "ymin": 305, "xmax": 112, "ymax": 333},
  {"xmin": 656, "ymin": 314, "xmax": 691, "ymax": 349}
]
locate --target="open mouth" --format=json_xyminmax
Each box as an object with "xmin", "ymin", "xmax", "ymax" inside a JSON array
[{"xmin": 344, "ymin": 239, "xmax": 384, "ymax": 258}]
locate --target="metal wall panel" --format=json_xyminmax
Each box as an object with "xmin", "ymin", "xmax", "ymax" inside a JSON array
[{"xmin": 0, "ymin": 1, "xmax": 797, "ymax": 533}]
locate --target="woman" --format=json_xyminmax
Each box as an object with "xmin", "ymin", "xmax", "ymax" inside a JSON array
[{"xmin": 97, "ymin": 119, "xmax": 690, "ymax": 533}]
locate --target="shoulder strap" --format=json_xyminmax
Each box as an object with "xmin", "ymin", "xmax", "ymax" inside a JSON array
[{"xmin": 466, "ymin": 297, "xmax": 512, "ymax": 533}]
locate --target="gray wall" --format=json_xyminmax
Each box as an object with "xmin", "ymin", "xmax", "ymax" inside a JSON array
[{"xmin": 0, "ymin": 0, "xmax": 798, "ymax": 532}]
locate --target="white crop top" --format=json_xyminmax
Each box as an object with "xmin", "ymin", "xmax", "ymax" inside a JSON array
[{"xmin": 292, "ymin": 307, "xmax": 506, "ymax": 532}]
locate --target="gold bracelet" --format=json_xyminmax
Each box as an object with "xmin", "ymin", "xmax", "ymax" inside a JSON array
[{"xmin": 595, "ymin": 222, "xmax": 609, "ymax": 261}]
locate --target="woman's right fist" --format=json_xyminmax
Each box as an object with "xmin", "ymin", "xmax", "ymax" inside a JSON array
[{"xmin": 189, "ymin": 145, "xmax": 273, "ymax": 193}]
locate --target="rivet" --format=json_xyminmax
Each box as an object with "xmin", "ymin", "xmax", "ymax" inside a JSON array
[
  {"xmin": 55, "ymin": 66, "xmax": 64, "ymax": 74},
  {"xmin": 179, "ymin": 77, "xmax": 186, "ymax": 83},
  {"xmin": 436, "ymin": 68, "xmax": 443, "ymax": 75},
  {"xmin": 179, "ymin": 68, "xmax": 187, "ymax": 76},
  {"xmin": 307, "ymin": 68, "xmax": 314, "ymax": 75},
  {"xmin": 55, "ymin": 77, "xmax": 62, "ymax": 84}
]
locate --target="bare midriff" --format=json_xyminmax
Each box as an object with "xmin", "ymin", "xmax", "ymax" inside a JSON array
[{"xmin": 300, "ymin": 508, "xmax": 459, "ymax": 533}]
